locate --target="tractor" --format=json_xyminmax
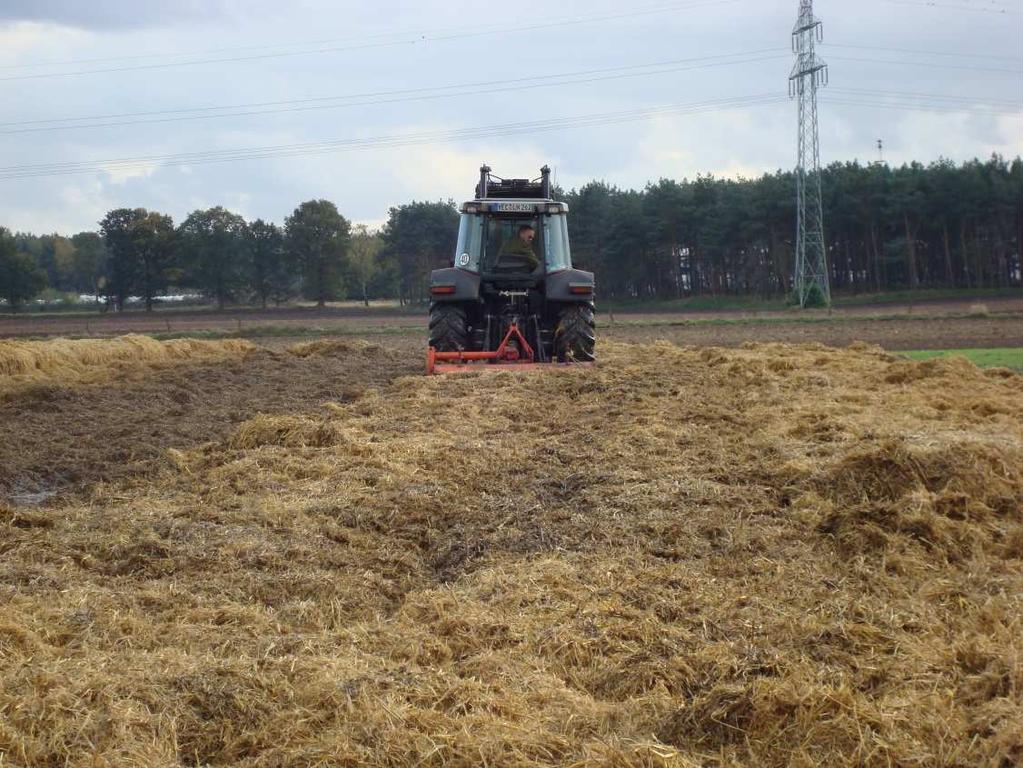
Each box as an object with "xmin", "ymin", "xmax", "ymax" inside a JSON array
[{"xmin": 427, "ymin": 165, "xmax": 595, "ymax": 374}]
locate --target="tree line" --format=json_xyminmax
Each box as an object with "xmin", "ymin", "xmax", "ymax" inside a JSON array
[
  {"xmin": 0, "ymin": 197, "xmax": 461, "ymax": 311},
  {"xmin": 564, "ymin": 154, "xmax": 1022, "ymax": 300},
  {"xmin": 1, "ymin": 155, "xmax": 1021, "ymax": 310}
]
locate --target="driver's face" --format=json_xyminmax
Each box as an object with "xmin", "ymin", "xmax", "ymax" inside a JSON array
[{"xmin": 520, "ymin": 229, "xmax": 535, "ymax": 244}]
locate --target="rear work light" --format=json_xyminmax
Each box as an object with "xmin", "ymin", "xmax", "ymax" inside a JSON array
[{"xmin": 431, "ymin": 285, "xmax": 457, "ymax": 295}]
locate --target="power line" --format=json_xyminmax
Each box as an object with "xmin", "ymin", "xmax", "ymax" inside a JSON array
[
  {"xmin": 1, "ymin": 88, "xmax": 1016, "ymax": 182},
  {"xmin": 0, "ymin": 50, "xmax": 789, "ymax": 135},
  {"xmin": 823, "ymin": 96, "xmax": 1023, "ymax": 116},
  {"xmin": 831, "ymin": 86, "xmax": 1023, "ymax": 108},
  {"xmin": 0, "ymin": 94, "xmax": 787, "ymax": 175},
  {"xmin": 0, "ymin": 30, "xmax": 430, "ymax": 71},
  {"xmin": 882, "ymin": 0, "xmax": 1010, "ymax": 13},
  {"xmin": 827, "ymin": 54, "xmax": 1023, "ymax": 75},
  {"xmin": 0, "ymin": 94, "xmax": 789, "ymax": 180},
  {"xmin": 0, "ymin": 0, "xmax": 729, "ymax": 71},
  {"xmin": 0, "ymin": 0, "xmax": 739, "ymax": 82},
  {"xmin": 823, "ymin": 42, "xmax": 1023, "ymax": 64},
  {"xmin": 4, "ymin": 86, "xmax": 1016, "ymax": 180}
]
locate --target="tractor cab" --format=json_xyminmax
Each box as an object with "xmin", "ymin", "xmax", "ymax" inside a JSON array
[
  {"xmin": 455, "ymin": 203, "xmax": 572, "ymax": 281},
  {"xmin": 427, "ymin": 165, "xmax": 596, "ymax": 374},
  {"xmin": 453, "ymin": 170, "xmax": 572, "ymax": 285}
]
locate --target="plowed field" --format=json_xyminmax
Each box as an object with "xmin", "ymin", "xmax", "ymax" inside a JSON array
[{"xmin": 1, "ymin": 336, "xmax": 1021, "ymax": 767}]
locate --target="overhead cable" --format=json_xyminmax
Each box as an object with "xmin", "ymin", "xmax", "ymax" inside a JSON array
[
  {"xmin": 0, "ymin": 50, "xmax": 789, "ymax": 134},
  {"xmin": 0, "ymin": 0, "xmax": 740, "ymax": 82},
  {"xmin": 0, "ymin": 94, "xmax": 789, "ymax": 180}
]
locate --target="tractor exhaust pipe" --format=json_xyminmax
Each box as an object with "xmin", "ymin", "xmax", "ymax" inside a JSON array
[{"xmin": 477, "ymin": 165, "xmax": 491, "ymax": 199}]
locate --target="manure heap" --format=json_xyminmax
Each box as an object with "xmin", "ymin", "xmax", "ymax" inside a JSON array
[{"xmin": 1, "ymin": 340, "xmax": 1021, "ymax": 767}]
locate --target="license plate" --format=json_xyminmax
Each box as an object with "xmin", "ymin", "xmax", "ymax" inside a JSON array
[{"xmin": 494, "ymin": 203, "xmax": 535, "ymax": 213}]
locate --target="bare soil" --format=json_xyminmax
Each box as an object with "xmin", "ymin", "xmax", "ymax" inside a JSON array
[
  {"xmin": 0, "ymin": 305, "xmax": 423, "ymax": 338},
  {"xmin": 0, "ymin": 337, "xmax": 421, "ymax": 502}
]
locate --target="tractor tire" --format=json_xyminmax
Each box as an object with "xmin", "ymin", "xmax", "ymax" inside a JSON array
[
  {"xmin": 554, "ymin": 304, "xmax": 596, "ymax": 362},
  {"xmin": 429, "ymin": 303, "xmax": 468, "ymax": 352}
]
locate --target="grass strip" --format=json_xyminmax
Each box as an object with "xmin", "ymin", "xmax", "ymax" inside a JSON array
[{"xmin": 901, "ymin": 348, "xmax": 1023, "ymax": 371}]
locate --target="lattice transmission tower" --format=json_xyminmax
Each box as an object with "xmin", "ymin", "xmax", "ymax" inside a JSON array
[{"xmin": 789, "ymin": 0, "xmax": 830, "ymax": 307}]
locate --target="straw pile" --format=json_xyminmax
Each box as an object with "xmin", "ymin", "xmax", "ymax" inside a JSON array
[
  {"xmin": 1, "ymin": 340, "xmax": 1021, "ymax": 767},
  {"xmin": 287, "ymin": 339, "xmax": 383, "ymax": 358},
  {"xmin": 0, "ymin": 334, "xmax": 254, "ymax": 398}
]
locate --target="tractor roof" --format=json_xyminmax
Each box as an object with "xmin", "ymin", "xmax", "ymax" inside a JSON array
[
  {"xmin": 475, "ymin": 164, "xmax": 554, "ymax": 202},
  {"xmin": 477, "ymin": 177, "xmax": 550, "ymax": 200}
]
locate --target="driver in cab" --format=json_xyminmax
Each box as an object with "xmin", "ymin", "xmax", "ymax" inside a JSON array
[{"xmin": 496, "ymin": 224, "xmax": 540, "ymax": 272}]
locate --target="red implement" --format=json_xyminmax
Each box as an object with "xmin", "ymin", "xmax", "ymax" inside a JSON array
[{"xmin": 426, "ymin": 322, "xmax": 591, "ymax": 375}]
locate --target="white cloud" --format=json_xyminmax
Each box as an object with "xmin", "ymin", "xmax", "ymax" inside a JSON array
[
  {"xmin": 58, "ymin": 179, "xmax": 113, "ymax": 230},
  {"xmin": 100, "ymin": 162, "xmax": 159, "ymax": 185},
  {"xmin": 995, "ymin": 114, "xmax": 1023, "ymax": 157},
  {"xmin": 596, "ymin": 104, "xmax": 792, "ymax": 188},
  {"xmin": 3, "ymin": 178, "xmax": 114, "ymax": 233},
  {"xmin": 377, "ymin": 140, "xmax": 555, "ymax": 202},
  {"xmin": 0, "ymin": 20, "xmax": 87, "ymax": 64}
]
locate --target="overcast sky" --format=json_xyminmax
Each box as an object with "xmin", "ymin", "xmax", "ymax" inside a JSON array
[{"xmin": 0, "ymin": 0, "xmax": 1018, "ymax": 233}]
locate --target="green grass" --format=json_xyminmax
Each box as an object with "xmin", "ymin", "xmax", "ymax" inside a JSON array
[{"xmin": 901, "ymin": 348, "xmax": 1023, "ymax": 371}]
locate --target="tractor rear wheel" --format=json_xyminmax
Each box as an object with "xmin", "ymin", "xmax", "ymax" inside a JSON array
[
  {"xmin": 554, "ymin": 304, "xmax": 596, "ymax": 362},
  {"xmin": 429, "ymin": 303, "xmax": 468, "ymax": 352}
]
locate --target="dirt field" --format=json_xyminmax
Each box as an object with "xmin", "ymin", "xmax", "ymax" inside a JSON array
[
  {"xmin": 1, "ymin": 335, "xmax": 1021, "ymax": 766},
  {"xmin": 0, "ymin": 305, "xmax": 424, "ymax": 338},
  {"xmin": 2, "ymin": 294, "xmax": 1022, "ymax": 345},
  {"xmin": 0, "ymin": 337, "xmax": 421, "ymax": 502}
]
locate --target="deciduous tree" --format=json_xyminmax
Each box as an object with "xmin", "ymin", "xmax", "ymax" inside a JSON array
[
  {"xmin": 285, "ymin": 200, "xmax": 351, "ymax": 307},
  {"xmin": 247, "ymin": 219, "xmax": 296, "ymax": 307},
  {"xmin": 0, "ymin": 227, "xmax": 47, "ymax": 310},
  {"xmin": 378, "ymin": 201, "xmax": 458, "ymax": 305},
  {"xmin": 70, "ymin": 232, "xmax": 108, "ymax": 300},
  {"xmin": 99, "ymin": 208, "xmax": 146, "ymax": 310},
  {"xmin": 178, "ymin": 207, "xmax": 249, "ymax": 310},
  {"xmin": 133, "ymin": 212, "xmax": 175, "ymax": 311},
  {"xmin": 349, "ymin": 224, "xmax": 383, "ymax": 307}
]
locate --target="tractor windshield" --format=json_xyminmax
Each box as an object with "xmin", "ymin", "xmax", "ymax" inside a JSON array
[
  {"xmin": 543, "ymin": 214, "xmax": 571, "ymax": 272},
  {"xmin": 454, "ymin": 213, "xmax": 571, "ymax": 274}
]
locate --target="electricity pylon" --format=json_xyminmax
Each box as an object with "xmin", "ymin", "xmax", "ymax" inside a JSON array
[{"xmin": 790, "ymin": 0, "xmax": 831, "ymax": 307}]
